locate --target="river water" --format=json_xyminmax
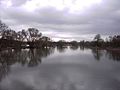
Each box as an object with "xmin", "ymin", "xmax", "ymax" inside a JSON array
[{"xmin": 0, "ymin": 46, "xmax": 120, "ymax": 90}]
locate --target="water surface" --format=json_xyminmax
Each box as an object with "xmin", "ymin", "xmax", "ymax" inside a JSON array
[{"xmin": 0, "ymin": 47, "xmax": 120, "ymax": 90}]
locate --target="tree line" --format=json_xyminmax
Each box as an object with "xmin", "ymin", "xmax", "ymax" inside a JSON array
[
  {"xmin": 0, "ymin": 20, "xmax": 52, "ymax": 49},
  {"xmin": 79, "ymin": 34, "xmax": 120, "ymax": 49},
  {"xmin": 0, "ymin": 20, "xmax": 120, "ymax": 49}
]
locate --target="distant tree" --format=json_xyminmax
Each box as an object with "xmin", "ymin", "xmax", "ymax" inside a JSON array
[
  {"xmin": 0, "ymin": 20, "xmax": 53, "ymax": 48},
  {"xmin": 109, "ymin": 36, "xmax": 113, "ymax": 42},
  {"xmin": 41, "ymin": 36, "xmax": 50, "ymax": 42},
  {"xmin": 1, "ymin": 29, "xmax": 17, "ymax": 40},
  {"xmin": 94, "ymin": 34, "xmax": 101, "ymax": 42},
  {"xmin": 93, "ymin": 34, "xmax": 104, "ymax": 47},
  {"xmin": 41, "ymin": 36, "xmax": 51, "ymax": 47},
  {"xmin": 57, "ymin": 40, "xmax": 66, "ymax": 47},
  {"xmin": 79, "ymin": 40, "xmax": 85, "ymax": 46},
  {"xmin": 0, "ymin": 20, "xmax": 9, "ymax": 39},
  {"xmin": 112, "ymin": 35, "xmax": 120, "ymax": 47},
  {"xmin": 0, "ymin": 20, "xmax": 9, "ymax": 31},
  {"xmin": 16, "ymin": 29, "xmax": 28, "ymax": 41},
  {"xmin": 17, "ymin": 31, "xmax": 24, "ymax": 41},
  {"xmin": 27, "ymin": 28, "xmax": 42, "ymax": 42},
  {"xmin": 70, "ymin": 40, "xmax": 78, "ymax": 46}
]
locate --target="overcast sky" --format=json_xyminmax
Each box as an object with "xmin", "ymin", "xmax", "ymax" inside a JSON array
[{"xmin": 0, "ymin": 0, "xmax": 120, "ymax": 41}]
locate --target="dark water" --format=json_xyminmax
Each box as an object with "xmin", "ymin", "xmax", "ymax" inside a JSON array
[{"xmin": 0, "ymin": 46, "xmax": 120, "ymax": 90}]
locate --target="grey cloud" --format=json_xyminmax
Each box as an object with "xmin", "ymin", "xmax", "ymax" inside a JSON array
[
  {"xmin": 11, "ymin": 0, "xmax": 28, "ymax": 6},
  {"xmin": 1, "ymin": 6, "xmax": 90, "ymax": 25},
  {"xmin": 1, "ymin": 0, "xmax": 120, "ymax": 41}
]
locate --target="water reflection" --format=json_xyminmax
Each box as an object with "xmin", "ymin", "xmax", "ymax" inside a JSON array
[
  {"xmin": 0, "ymin": 47, "xmax": 120, "ymax": 90},
  {"xmin": 0, "ymin": 48, "xmax": 55, "ymax": 82},
  {"xmin": 106, "ymin": 50, "xmax": 120, "ymax": 61},
  {"xmin": 70, "ymin": 46, "xmax": 79, "ymax": 50},
  {"xmin": 0, "ymin": 48, "xmax": 55, "ymax": 67},
  {"xmin": 57, "ymin": 46, "xmax": 67, "ymax": 53},
  {"xmin": 91, "ymin": 48, "xmax": 120, "ymax": 61},
  {"xmin": 0, "ymin": 62, "xmax": 10, "ymax": 82},
  {"xmin": 80, "ymin": 46, "xmax": 85, "ymax": 51},
  {"xmin": 91, "ymin": 49, "xmax": 103, "ymax": 61}
]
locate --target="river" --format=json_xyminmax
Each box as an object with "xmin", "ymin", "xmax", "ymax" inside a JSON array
[{"xmin": 0, "ymin": 46, "xmax": 120, "ymax": 90}]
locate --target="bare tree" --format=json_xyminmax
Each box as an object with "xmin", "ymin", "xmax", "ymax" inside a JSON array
[{"xmin": 27, "ymin": 28, "xmax": 42, "ymax": 42}]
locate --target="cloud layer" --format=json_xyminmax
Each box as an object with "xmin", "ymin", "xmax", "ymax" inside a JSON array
[{"xmin": 0, "ymin": 0, "xmax": 120, "ymax": 41}]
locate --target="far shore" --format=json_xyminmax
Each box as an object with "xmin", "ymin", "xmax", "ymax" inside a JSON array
[
  {"xmin": 86, "ymin": 46, "xmax": 120, "ymax": 52},
  {"xmin": 106, "ymin": 48, "xmax": 120, "ymax": 53}
]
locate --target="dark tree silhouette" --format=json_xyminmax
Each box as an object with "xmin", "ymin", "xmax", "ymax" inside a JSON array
[
  {"xmin": 93, "ymin": 34, "xmax": 104, "ymax": 47},
  {"xmin": 0, "ymin": 20, "xmax": 9, "ymax": 32},
  {"xmin": 27, "ymin": 28, "xmax": 42, "ymax": 42}
]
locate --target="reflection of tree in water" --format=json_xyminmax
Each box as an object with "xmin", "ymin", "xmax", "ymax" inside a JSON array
[
  {"xmin": 0, "ymin": 47, "xmax": 55, "ymax": 82},
  {"xmin": 70, "ymin": 46, "xmax": 79, "ymax": 50},
  {"xmin": 80, "ymin": 46, "xmax": 85, "ymax": 51},
  {"xmin": 0, "ymin": 49, "xmax": 14, "ymax": 82},
  {"xmin": 106, "ymin": 50, "xmax": 120, "ymax": 61},
  {"xmin": 57, "ymin": 46, "xmax": 67, "ymax": 53},
  {"xmin": 0, "ymin": 63, "xmax": 10, "ymax": 82},
  {"xmin": 27, "ymin": 48, "xmax": 54, "ymax": 67},
  {"xmin": 27, "ymin": 49, "xmax": 42, "ymax": 67},
  {"xmin": 91, "ymin": 49, "xmax": 103, "ymax": 61}
]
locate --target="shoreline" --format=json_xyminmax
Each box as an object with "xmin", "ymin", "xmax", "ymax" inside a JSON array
[{"xmin": 106, "ymin": 48, "xmax": 120, "ymax": 53}]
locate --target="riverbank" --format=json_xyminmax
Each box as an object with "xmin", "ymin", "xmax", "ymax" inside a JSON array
[
  {"xmin": 87, "ymin": 46, "xmax": 120, "ymax": 53},
  {"xmin": 106, "ymin": 48, "xmax": 120, "ymax": 53}
]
